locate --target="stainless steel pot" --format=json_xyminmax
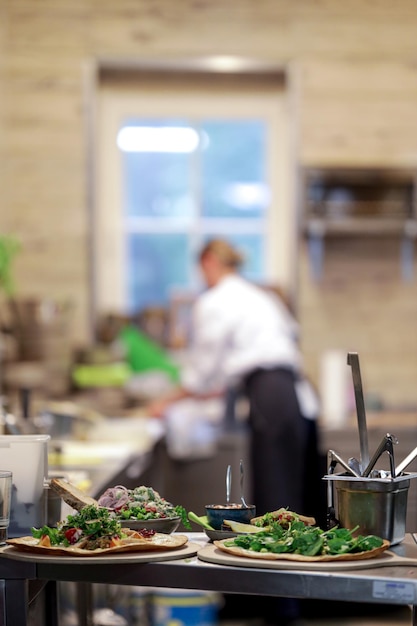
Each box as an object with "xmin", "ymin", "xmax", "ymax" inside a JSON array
[{"xmin": 325, "ymin": 472, "xmax": 417, "ymax": 545}]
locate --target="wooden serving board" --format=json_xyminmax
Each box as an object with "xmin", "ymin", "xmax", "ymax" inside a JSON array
[
  {"xmin": 1, "ymin": 542, "xmax": 200, "ymax": 565},
  {"xmin": 197, "ymin": 539, "xmax": 417, "ymax": 572}
]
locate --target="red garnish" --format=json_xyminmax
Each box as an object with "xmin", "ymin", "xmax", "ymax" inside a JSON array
[
  {"xmin": 137, "ymin": 529, "xmax": 156, "ymax": 538},
  {"xmin": 64, "ymin": 528, "xmax": 83, "ymax": 544}
]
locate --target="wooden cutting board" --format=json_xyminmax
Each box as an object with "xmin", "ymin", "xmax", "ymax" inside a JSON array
[{"xmin": 198, "ymin": 537, "xmax": 417, "ymax": 571}]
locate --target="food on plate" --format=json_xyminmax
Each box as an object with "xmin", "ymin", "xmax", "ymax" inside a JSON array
[
  {"xmin": 50, "ymin": 479, "xmax": 191, "ymax": 530},
  {"xmin": 6, "ymin": 504, "xmax": 188, "ymax": 556},
  {"xmin": 250, "ymin": 507, "xmax": 316, "ymax": 528},
  {"xmin": 215, "ymin": 518, "xmax": 389, "ymax": 562},
  {"xmin": 7, "ymin": 531, "xmax": 188, "ymax": 557},
  {"xmin": 98, "ymin": 485, "xmax": 191, "ymax": 529},
  {"xmin": 32, "ymin": 504, "xmax": 141, "ymax": 549}
]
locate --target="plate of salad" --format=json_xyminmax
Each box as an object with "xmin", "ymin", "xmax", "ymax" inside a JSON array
[
  {"xmin": 97, "ymin": 485, "xmax": 190, "ymax": 533},
  {"xmin": 6, "ymin": 505, "xmax": 189, "ymax": 557},
  {"xmin": 214, "ymin": 520, "xmax": 390, "ymax": 562}
]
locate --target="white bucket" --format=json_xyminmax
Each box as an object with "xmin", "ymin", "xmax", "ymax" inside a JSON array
[{"xmin": 0, "ymin": 434, "xmax": 50, "ymax": 536}]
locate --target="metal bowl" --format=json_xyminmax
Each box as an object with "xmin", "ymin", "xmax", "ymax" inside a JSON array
[{"xmin": 118, "ymin": 516, "xmax": 181, "ymax": 534}]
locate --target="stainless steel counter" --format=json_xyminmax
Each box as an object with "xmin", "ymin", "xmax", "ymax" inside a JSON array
[{"xmin": 2, "ymin": 533, "xmax": 417, "ymax": 626}]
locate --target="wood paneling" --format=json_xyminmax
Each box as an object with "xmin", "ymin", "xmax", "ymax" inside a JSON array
[{"xmin": 1, "ymin": 0, "xmax": 417, "ymax": 409}]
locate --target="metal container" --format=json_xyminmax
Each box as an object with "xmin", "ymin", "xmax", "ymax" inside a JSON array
[{"xmin": 325, "ymin": 472, "xmax": 417, "ymax": 545}]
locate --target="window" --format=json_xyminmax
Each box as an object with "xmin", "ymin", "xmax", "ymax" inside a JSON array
[
  {"xmin": 94, "ymin": 72, "xmax": 295, "ymax": 318},
  {"xmin": 120, "ymin": 118, "xmax": 268, "ymax": 312}
]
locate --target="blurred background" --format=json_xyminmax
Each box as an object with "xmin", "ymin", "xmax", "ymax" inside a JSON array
[
  {"xmin": 1, "ymin": 0, "xmax": 417, "ymax": 420},
  {"xmin": 1, "ymin": 2, "xmax": 417, "ymax": 625}
]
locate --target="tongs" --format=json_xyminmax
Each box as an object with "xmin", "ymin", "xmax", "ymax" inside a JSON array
[
  {"xmin": 328, "ymin": 449, "xmax": 361, "ymax": 478},
  {"xmin": 362, "ymin": 433, "xmax": 398, "ymax": 478},
  {"xmin": 396, "ymin": 444, "xmax": 417, "ymax": 476}
]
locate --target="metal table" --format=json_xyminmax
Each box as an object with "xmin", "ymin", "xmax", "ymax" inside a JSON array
[{"xmin": 2, "ymin": 534, "xmax": 417, "ymax": 626}]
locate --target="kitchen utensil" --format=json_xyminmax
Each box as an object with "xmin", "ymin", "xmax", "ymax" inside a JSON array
[
  {"xmin": 347, "ymin": 352, "xmax": 370, "ymax": 473},
  {"xmin": 226, "ymin": 464, "xmax": 232, "ymax": 504},
  {"xmin": 348, "ymin": 457, "xmax": 361, "ymax": 476},
  {"xmin": 327, "ymin": 449, "xmax": 360, "ymax": 529},
  {"xmin": 328, "ymin": 449, "xmax": 361, "ymax": 477},
  {"xmin": 362, "ymin": 433, "xmax": 398, "ymax": 478},
  {"xmin": 396, "ymin": 444, "xmax": 417, "ymax": 476},
  {"xmin": 239, "ymin": 459, "xmax": 248, "ymax": 507}
]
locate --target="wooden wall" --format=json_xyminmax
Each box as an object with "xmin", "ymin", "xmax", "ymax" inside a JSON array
[{"xmin": 1, "ymin": 0, "xmax": 417, "ymax": 409}]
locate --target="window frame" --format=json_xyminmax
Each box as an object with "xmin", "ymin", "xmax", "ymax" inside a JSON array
[{"xmin": 87, "ymin": 59, "xmax": 299, "ymax": 331}]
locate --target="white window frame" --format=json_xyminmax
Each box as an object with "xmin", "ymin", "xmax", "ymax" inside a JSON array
[{"xmin": 89, "ymin": 60, "xmax": 298, "ymax": 323}]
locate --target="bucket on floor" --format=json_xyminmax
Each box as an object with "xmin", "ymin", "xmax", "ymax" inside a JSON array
[
  {"xmin": 150, "ymin": 588, "xmax": 220, "ymax": 626},
  {"xmin": 129, "ymin": 586, "xmax": 150, "ymax": 626}
]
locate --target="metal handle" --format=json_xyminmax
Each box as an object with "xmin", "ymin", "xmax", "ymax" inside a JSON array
[
  {"xmin": 347, "ymin": 352, "xmax": 370, "ymax": 473},
  {"xmin": 362, "ymin": 433, "xmax": 398, "ymax": 478},
  {"xmin": 226, "ymin": 465, "xmax": 232, "ymax": 504},
  {"xmin": 396, "ymin": 444, "xmax": 417, "ymax": 475},
  {"xmin": 328, "ymin": 449, "xmax": 361, "ymax": 478},
  {"xmin": 239, "ymin": 459, "xmax": 248, "ymax": 507}
]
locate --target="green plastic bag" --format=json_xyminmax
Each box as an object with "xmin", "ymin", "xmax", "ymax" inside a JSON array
[{"xmin": 118, "ymin": 325, "xmax": 180, "ymax": 382}]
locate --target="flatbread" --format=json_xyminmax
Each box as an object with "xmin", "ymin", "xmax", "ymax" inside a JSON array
[
  {"xmin": 6, "ymin": 532, "xmax": 188, "ymax": 557},
  {"xmin": 49, "ymin": 478, "xmax": 99, "ymax": 511},
  {"xmin": 213, "ymin": 538, "xmax": 391, "ymax": 562}
]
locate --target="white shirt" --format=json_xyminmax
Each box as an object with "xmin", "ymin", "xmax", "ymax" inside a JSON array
[{"xmin": 181, "ymin": 274, "xmax": 303, "ymax": 394}]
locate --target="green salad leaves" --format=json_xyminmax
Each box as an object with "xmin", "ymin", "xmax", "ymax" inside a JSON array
[
  {"xmin": 32, "ymin": 505, "xmax": 124, "ymax": 547},
  {"xmin": 224, "ymin": 519, "xmax": 384, "ymax": 557}
]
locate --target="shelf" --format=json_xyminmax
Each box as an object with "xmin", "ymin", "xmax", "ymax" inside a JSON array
[
  {"xmin": 305, "ymin": 217, "xmax": 417, "ymax": 237},
  {"xmin": 301, "ymin": 167, "xmax": 417, "ymax": 280}
]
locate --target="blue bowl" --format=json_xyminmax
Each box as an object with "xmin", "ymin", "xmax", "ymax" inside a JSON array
[{"xmin": 205, "ymin": 503, "xmax": 256, "ymax": 530}]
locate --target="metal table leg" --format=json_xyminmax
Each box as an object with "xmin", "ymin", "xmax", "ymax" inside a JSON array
[
  {"xmin": 44, "ymin": 581, "xmax": 59, "ymax": 626},
  {"xmin": 76, "ymin": 582, "xmax": 94, "ymax": 626},
  {"xmin": 0, "ymin": 579, "xmax": 29, "ymax": 626}
]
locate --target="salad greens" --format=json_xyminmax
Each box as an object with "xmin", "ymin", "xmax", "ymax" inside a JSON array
[
  {"xmin": 224, "ymin": 519, "xmax": 384, "ymax": 557},
  {"xmin": 117, "ymin": 503, "xmax": 190, "ymax": 529},
  {"xmin": 32, "ymin": 505, "xmax": 124, "ymax": 547},
  {"xmin": 97, "ymin": 485, "xmax": 191, "ymax": 530}
]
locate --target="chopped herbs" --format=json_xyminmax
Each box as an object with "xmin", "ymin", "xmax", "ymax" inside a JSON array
[
  {"xmin": 32, "ymin": 505, "xmax": 124, "ymax": 547},
  {"xmin": 224, "ymin": 517, "xmax": 384, "ymax": 557}
]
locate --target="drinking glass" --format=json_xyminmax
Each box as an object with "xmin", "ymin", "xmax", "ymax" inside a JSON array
[{"xmin": 0, "ymin": 471, "xmax": 12, "ymax": 544}]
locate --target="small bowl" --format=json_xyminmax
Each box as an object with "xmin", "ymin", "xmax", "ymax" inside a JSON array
[
  {"xmin": 204, "ymin": 528, "xmax": 238, "ymax": 542},
  {"xmin": 205, "ymin": 503, "xmax": 256, "ymax": 530},
  {"xmin": 118, "ymin": 517, "xmax": 181, "ymax": 534}
]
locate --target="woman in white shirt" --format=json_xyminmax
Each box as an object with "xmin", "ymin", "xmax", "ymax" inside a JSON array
[{"xmin": 149, "ymin": 238, "xmax": 321, "ymax": 518}]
